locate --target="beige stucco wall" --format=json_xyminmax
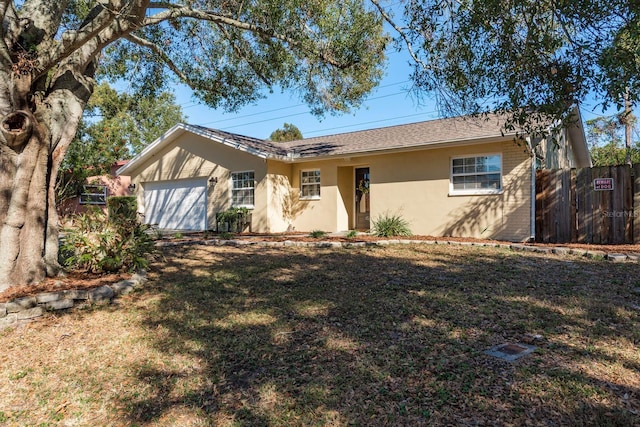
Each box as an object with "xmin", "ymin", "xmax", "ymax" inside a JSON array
[
  {"xmin": 126, "ymin": 132, "xmax": 269, "ymax": 232},
  {"xmin": 264, "ymin": 160, "xmax": 293, "ymax": 232},
  {"xmin": 286, "ymin": 161, "xmax": 343, "ymax": 232},
  {"xmin": 126, "ymin": 132, "xmax": 532, "ymax": 241},
  {"xmin": 282, "ymin": 138, "xmax": 532, "ymax": 241},
  {"xmin": 262, "ymin": 161, "xmax": 355, "ymax": 233}
]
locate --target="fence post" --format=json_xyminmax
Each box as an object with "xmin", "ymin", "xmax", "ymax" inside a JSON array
[{"xmin": 635, "ymin": 164, "xmax": 640, "ymax": 243}]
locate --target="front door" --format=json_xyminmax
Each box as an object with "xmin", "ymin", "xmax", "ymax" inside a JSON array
[{"xmin": 355, "ymin": 167, "xmax": 370, "ymax": 230}]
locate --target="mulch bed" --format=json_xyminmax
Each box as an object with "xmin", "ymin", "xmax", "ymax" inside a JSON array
[{"xmin": 0, "ymin": 271, "xmax": 129, "ymax": 303}]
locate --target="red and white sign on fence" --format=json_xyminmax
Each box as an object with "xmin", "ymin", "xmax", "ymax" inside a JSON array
[{"xmin": 593, "ymin": 178, "xmax": 614, "ymax": 191}]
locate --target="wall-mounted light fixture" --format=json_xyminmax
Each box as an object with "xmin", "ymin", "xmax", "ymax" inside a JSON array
[
  {"xmin": 209, "ymin": 177, "xmax": 218, "ymax": 185},
  {"xmin": 128, "ymin": 183, "xmax": 136, "ymax": 191}
]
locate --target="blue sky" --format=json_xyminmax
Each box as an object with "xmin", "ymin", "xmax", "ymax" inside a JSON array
[
  {"xmin": 172, "ymin": 46, "xmax": 622, "ymax": 141},
  {"xmin": 173, "ymin": 48, "xmax": 440, "ymax": 140}
]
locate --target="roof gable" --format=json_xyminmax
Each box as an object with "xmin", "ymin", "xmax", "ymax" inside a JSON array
[
  {"xmin": 117, "ymin": 123, "xmax": 286, "ymax": 175},
  {"xmin": 117, "ymin": 112, "xmax": 590, "ymax": 175}
]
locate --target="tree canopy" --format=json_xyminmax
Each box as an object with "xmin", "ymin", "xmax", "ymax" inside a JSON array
[
  {"xmin": 64, "ymin": 82, "xmax": 186, "ymax": 174},
  {"xmin": 269, "ymin": 123, "xmax": 303, "ymax": 142},
  {"xmin": 377, "ymin": 0, "xmax": 639, "ymax": 135},
  {"xmin": 0, "ymin": 0, "xmax": 388, "ymax": 288},
  {"xmin": 586, "ymin": 115, "xmax": 640, "ymax": 166},
  {"xmin": 97, "ymin": 1, "xmax": 388, "ymax": 114}
]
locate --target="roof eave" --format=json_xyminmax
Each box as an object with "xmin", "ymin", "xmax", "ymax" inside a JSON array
[
  {"xmin": 116, "ymin": 123, "xmax": 271, "ymax": 176},
  {"xmin": 566, "ymin": 107, "xmax": 592, "ymax": 168},
  {"xmin": 271, "ymin": 133, "xmax": 520, "ymax": 162},
  {"xmin": 183, "ymin": 124, "xmax": 271, "ymax": 159},
  {"xmin": 116, "ymin": 123, "xmax": 187, "ymax": 176}
]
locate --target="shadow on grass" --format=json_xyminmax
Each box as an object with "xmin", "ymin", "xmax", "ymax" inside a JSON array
[{"xmin": 122, "ymin": 244, "xmax": 640, "ymax": 425}]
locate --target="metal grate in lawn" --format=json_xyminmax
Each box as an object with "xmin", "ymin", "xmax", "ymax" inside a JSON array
[{"xmin": 484, "ymin": 343, "xmax": 536, "ymax": 361}]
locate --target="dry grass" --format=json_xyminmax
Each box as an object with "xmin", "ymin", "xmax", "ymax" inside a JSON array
[{"xmin": 1, "ymin": 243, "xmax": 639, "ymax": 426}]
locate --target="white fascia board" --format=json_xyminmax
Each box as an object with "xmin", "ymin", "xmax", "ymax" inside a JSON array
[
  {"xmin": 181, "ymin": 124, "xmax": 269, "ymax": 159},
  {"xmin": 566, "ymin": 107, "xmax": 592, "ymax": 167},
  {"xmin": 116, "ymin": 123, "xmax": 187, "ymax": 176},
  {"xmin": 116, "ymin": 123, "xmax": 270, "ymax": 176}
]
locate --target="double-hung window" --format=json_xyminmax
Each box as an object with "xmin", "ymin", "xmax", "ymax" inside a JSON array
[
  {"xmin": 300, "ymin": 170, "xmax": 321, "ymax": 199},
  {"xmin": 231, "ymin": 171, "xmax": 255, "ymax": 208},
  {"xmin": 450, "ymin": 154, "xmax": 502, "ymax": 195},
  {"xmin": 79, "ymin": 184, "xmax": 107, "ymax": 205}
]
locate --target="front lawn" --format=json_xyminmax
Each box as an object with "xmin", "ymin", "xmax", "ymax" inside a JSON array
[{"xmin": 1, "ymin": 243, "xmax": 638, "ymax": 426}]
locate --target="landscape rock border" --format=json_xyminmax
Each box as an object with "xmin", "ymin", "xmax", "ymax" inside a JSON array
[
  {"xmin": 0, "ymin": 272, "xmax": 147, "ymax": 331},
  {"xmin": 158, "ymin": 238, "xmax": 640, "ymax": 262}
]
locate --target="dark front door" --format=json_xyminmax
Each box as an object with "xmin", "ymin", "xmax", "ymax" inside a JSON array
[{"xmin": 355, "ymin": 167, "xmax": 370, "ymax": 230}]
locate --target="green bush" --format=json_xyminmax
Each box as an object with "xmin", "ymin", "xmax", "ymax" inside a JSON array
[
  {"xmin": 107, "ymin": 196, "xmax": 137, "ymax": 226},
  {"xmin": 372, "ymin": 213, "xmax": 412, "ymax": 237},
  {"xmin": 61, "ymin": 206, "xmax": 156, "ymax": 273},
  {"xmin": 216, "ymin": 207, "xmax": 250, "ymax": 232},
  {"xmin": 309, "ymin": 229, "xmax": 327, "ymax": 239},
  {"xmin": 219, "ymin": 232, "xmax": 234, "ymax": 240},
  {"xmin": 345, "ymin": 230, "xmax": 358, "ymax": 239}
]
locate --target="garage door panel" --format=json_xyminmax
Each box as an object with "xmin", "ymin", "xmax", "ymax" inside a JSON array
[{"xmin": 144, "ymin": 179, "xmax": 207, "ymax": 231}]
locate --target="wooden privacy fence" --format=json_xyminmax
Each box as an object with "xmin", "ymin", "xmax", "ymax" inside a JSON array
[{"xmin": 536, "ymin": 165, "xmax": 640, "ymax": 244}]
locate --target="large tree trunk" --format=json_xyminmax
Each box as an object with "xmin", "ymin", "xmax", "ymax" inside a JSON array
[
  {"xmin": 0, "ymin": 111, "xmax": 49, "ymax": 288},
  {"xmin": 0, "ymin": 66, "xmax": 92, "ymax": 292}
]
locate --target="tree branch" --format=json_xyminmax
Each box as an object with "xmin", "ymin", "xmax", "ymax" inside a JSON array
[
  {"xmin": 124, "ymin": 33, "xmax": 201, "ymax": 88},
  {"xmin": 550, "ymin": 1, "xmax": 580, "ymax": 49},
  {"xmin": 35, "ymin": 4, "xmax": 118, "ymax": 79},
  {"xmin": 3, "ymin": 1, "xmax": 24, "ymax": 48},
  {"xmin": 0, "ymin": 1, "xmax": 13, "ymax": 67},
  {"xmin": 20, "ymin": 0, "xmax": 71, "ymax": 43},
  {"xmin": 369, "ymin": 0, "xmax": 430, "ymax": 71},
  {"xmin": 143, "ymin": 6, "xmax": 296, "ymax": 46},
  {"xmin": 144, "ymin": 5, "xmax": 362, "ymax": 69},
  {"xmin": 214, "ymin": 22, "xmax": 272, "ymax": 86}
]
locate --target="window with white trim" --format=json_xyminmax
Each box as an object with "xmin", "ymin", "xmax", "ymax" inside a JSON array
[
  {"xmin": 450, "ymin": 154, "xmax": 502, "ymax": 195},
  {"xmin": 79, "ymin": 184, "xmax": 107, "ymax": 205},
  {"xmin": 231, "ymin": 171, "xmax": 255, "ymax": 207},
  {"xmin": 300, "ymin": 169, "xmax": 321, "ymax": 199}
]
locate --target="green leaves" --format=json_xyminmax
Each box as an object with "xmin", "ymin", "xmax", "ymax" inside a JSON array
[
  {"xmin": 269, "ymin": 123, "xmax": 302, "ymax": 142},
  {"xmin": 398, "ymin": 0, "xmax": 638, "ymax": 133},
  {"xmin": 61, "ymin": 207, "xmax": 157, "ymax": 274},
  {"xmin": 372, "ymin": 212, "xmax": 412, "ymax": 237},
  {"xmin": 98, "ymin": 0, "xmax": 388, "ymax": 116},
  {"xmin": 586, "ymin": 115, "xmax": 640, "ymax": 166}
]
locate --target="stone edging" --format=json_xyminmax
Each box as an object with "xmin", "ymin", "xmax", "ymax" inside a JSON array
[
  {"xmin": 0, "ymin": 272, "xmax": 147, "ymax": 331},
  {"xmin": 157, "ymin": 238, "xmax": 640, "ymax": 263}
]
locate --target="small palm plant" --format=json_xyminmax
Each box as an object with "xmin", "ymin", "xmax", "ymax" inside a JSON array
[
  {"xmin": 309, "ymin": 230, "xmax": 327, "ymax": 239},
  {"xmin": 372, "ymin": 213, "xmax": 412, "ymax": 237}
]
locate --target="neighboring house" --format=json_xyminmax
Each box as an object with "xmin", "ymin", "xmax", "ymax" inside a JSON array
[
  {"xmin": 58, "ymin": 160, "xmax": 132, "ymax": 217},
  {"xmin": 117, "ymin": 111, "xmax": 590, "ymax": 242}
]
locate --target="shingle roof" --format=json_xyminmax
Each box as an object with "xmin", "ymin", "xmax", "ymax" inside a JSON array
[
  {"xmin": 118, "ymin": 110, "xmax": 590, "ymax": 177},
  {"xmin": 279, "ymin": 114, "xmax": 512, "ymax": 158},
  {"xmin": 187, "ymin": 114, "xmax": 512, "ymax": 160},
  {"xmin": 186, "ymin": 124, "xmax": 287, "ymax": 156}
]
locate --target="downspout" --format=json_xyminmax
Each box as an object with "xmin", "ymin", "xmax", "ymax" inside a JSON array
[{"xmin": 527, "ymin": 137, "xmax": 536, "ymax": 242}]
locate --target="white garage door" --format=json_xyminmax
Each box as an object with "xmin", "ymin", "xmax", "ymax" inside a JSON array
[{"xmin": 144, "ymin": 179, "xmax": 207, "ymax": 231}]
